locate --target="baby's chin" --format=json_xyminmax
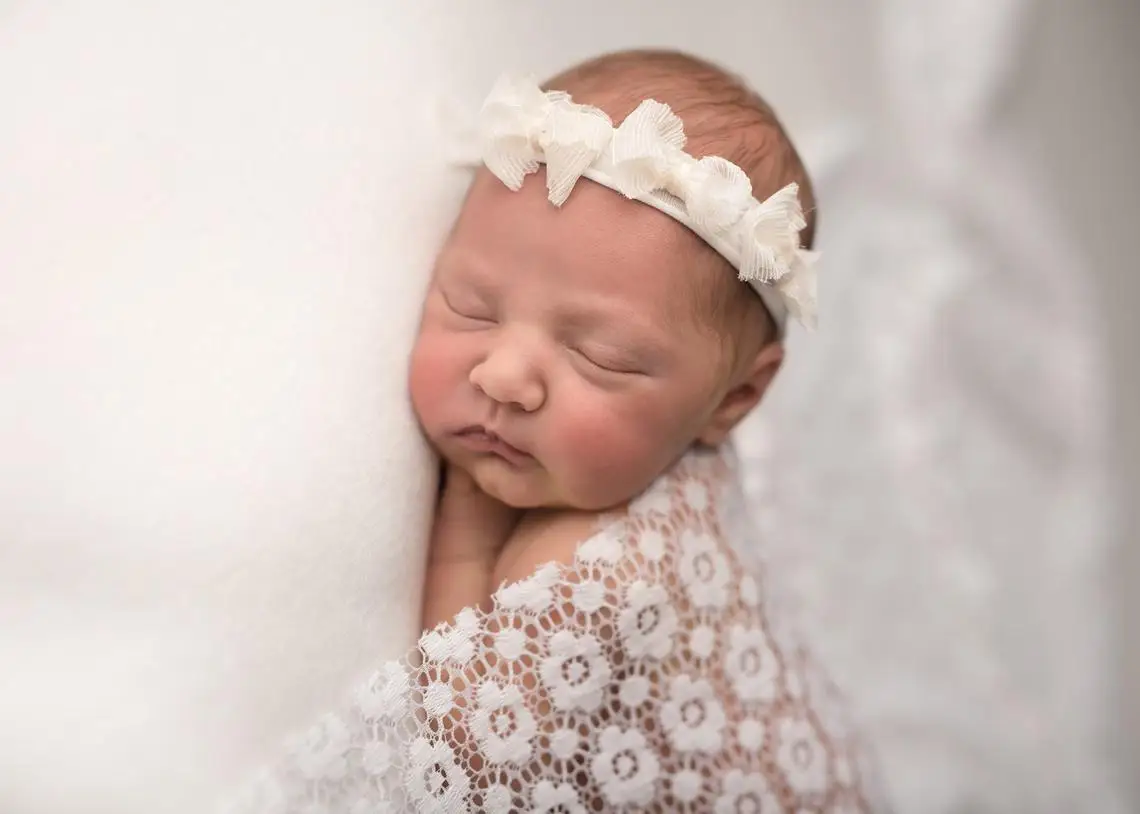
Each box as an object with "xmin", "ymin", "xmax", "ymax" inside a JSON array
[
  {"xmin": 484, "ymin": 464, "xmax": 651, "ymax": 514},
  {"xmin": 438, "ymin": 440, "xmax": 658, "ymax": 511},
  {"xmin": 454, "ymin": 454, "xmax": 590, "ymax": 511},
  {"xmin": 453, "ymin": 452, "xmax": 549, "ymax": 508}
]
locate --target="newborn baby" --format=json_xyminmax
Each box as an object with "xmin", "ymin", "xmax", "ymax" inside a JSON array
[
  {"xmin": 415, "ymin": 49, "xmax": 807, "ymax": 629},
  {"xmin": 227, "ymin": 49, "xmax": 880, "ymax": 814},
  {"xmin": 408, "ymin": 49, "xmax": 875, "ymax": 812}
]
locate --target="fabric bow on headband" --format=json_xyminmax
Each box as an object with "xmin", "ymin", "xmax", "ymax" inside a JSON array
[{"xmin": 476, "ymin": 74, "xmax": 819, "ymax": 332}]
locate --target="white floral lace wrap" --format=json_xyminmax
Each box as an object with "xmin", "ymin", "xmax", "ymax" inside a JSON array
[{"xmin": 223, "ymin": 447, "xmax": 880, "ymax": 813}]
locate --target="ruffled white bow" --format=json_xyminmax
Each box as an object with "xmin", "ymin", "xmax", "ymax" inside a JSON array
[{"xmin": 478, "ymin": 74, "xmax": 818, "ymax": 330}]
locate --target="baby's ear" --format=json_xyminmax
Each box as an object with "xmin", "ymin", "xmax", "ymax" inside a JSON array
[{"xmin": 698, "ymin": 341, "xmax": 783, "ymax": 446}]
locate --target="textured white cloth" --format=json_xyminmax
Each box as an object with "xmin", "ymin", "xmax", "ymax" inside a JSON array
[
  {"xmin": 223, "ymin": 447, "xmax": 881, "ymax": 813},
  {"xmin": 0, "ymin": 4, "xmax": 456, "ymax": 810}
]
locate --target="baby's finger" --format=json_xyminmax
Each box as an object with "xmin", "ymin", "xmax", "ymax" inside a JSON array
[{"xmin": 440, "ymin": 464, "xmax": 483, "ymax": 504}]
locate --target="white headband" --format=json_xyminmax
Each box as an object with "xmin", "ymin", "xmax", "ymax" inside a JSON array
[{"xmin": 475, "ymin": 74, "xmax": 819, "ymax": 333}]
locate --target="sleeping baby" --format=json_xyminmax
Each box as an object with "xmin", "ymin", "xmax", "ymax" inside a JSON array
[{"xmin": 227, "ymin": 48, "xmax": 881, "ymax": 814}]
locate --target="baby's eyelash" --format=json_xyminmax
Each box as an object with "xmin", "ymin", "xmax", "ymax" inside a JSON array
[
  {"xmin": 441, "ymin": 290, "xmax": 495, "ymax": 322},
  {"xmin": 455, "ymin": 307, "xmax": 495, "ymax": 322},
  {"xmin": 573, "ymin": 347, "xmax": 641, "ymax": 375}
]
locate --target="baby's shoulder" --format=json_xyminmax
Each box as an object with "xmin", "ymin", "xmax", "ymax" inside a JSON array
[
  {"xmin": 491, "ymin": 507, "xmax": 611, "ymax": 588},
  {"xmin": 491, "ymin": 445, "xmax": 740, "ymax": 589}
]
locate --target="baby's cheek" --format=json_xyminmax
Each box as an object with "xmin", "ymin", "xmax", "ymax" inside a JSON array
[
  {"xmin": 408, "ymin": 333, "xmax": 460, "ymax": 430},
  {"xmin": 553, "ymin": 398, "xmax": 665, "ymax": 494}
]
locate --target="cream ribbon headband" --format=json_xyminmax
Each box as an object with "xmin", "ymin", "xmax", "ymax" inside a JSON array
[{"xmin": 476, "ymin": 75, "xmax": 819, "ymax": 333}]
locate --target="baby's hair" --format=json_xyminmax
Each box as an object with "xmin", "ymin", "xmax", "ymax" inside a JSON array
[{"xmin": 544, "ymin": 49, "xmax": 815, "ymax": 360}]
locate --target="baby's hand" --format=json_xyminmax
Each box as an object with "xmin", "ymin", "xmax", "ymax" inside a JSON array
[
  {"xmin": 431, "ymin": 464, "xmax": 522, "ymax": 566},
  {"xmin": 423, "ymin": 464, "xmax": 523, "ymax": 629}
]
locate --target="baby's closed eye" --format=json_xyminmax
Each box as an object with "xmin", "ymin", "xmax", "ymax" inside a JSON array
[
  {"xmin": 440, "ymin": 286, "xmax": 496, "ymax": 323},
  {"xmin": 571, "ymin": 345, "xmax": 646, "ymax": 376}
]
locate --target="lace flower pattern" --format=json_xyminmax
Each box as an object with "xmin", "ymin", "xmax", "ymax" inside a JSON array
[
  {"xmin": 660, "ymin": 675, "xmax": 727, "ymax": 754},
  {"xmin": 221, "ymin": 447, "xmax": 878, "ymax": 813}
]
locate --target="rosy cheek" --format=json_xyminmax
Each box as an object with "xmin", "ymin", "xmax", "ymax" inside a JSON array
[
  {"xmin": 408, "ymin": 331, "xmax": 465, "ymax": 433},
  {"xmin": 548, "ymin": 393, "xmax": 666, "ymax": 493}
]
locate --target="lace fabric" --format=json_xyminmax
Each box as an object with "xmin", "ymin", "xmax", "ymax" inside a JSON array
[{"xmin": 223, "ymin": 447, "xmax": 879, "ymax": 813}]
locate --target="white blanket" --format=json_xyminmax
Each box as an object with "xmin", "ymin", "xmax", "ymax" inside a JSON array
[{"xmin": 0, "ymin": 3, "xmax": 857, "ymax": 811}]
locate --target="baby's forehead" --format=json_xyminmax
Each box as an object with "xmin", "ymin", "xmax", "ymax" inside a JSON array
[{"xmin": 454, "ymin": 169, "xmax": 714, "ymax": 315}]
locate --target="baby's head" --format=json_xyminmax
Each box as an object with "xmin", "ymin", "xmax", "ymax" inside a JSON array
[{"xmin": 410, "ymin": 50, "xmax": 815, "ymax": 510}]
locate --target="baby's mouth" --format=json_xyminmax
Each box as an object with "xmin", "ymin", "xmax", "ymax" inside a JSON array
[{"xmin": 454, "ymin": 426, "xmax": 533, "ymax": 465}]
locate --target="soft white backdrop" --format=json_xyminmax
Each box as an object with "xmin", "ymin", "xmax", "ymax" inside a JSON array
[
  {"xmin": 735, "ymin": 2, "xmax": 1134, "ymax": 811},
  {"xmin": 0, "ymin": 1, "xmax": 1134, "ymax": 812}
]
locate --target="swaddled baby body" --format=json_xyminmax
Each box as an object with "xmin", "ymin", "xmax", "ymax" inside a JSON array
[{"xmin": 226, "ymin": 49, "xmax": 881, "ymax": 814}]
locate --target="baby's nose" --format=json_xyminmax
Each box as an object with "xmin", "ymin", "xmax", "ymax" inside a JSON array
[{"xmin": 469, "ymin": 347, "xmax": 545, "ymax": 412}]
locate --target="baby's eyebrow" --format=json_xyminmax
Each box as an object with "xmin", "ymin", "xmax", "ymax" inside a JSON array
[
  {"xmin": 434, "ymin": 266, "xmax": 504, "ymax": 307},
  {"xmin": 434, "ymin": 247, "xmax": 500, "ymax": 285},
  {"xmin": 559, "ymin": 309, "xmax": 671, "ymax": 355}
]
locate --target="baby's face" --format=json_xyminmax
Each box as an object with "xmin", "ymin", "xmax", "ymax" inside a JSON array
[{"xmin": 409, "ymin": 169, "xmax": 734, "ymax": 510}]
